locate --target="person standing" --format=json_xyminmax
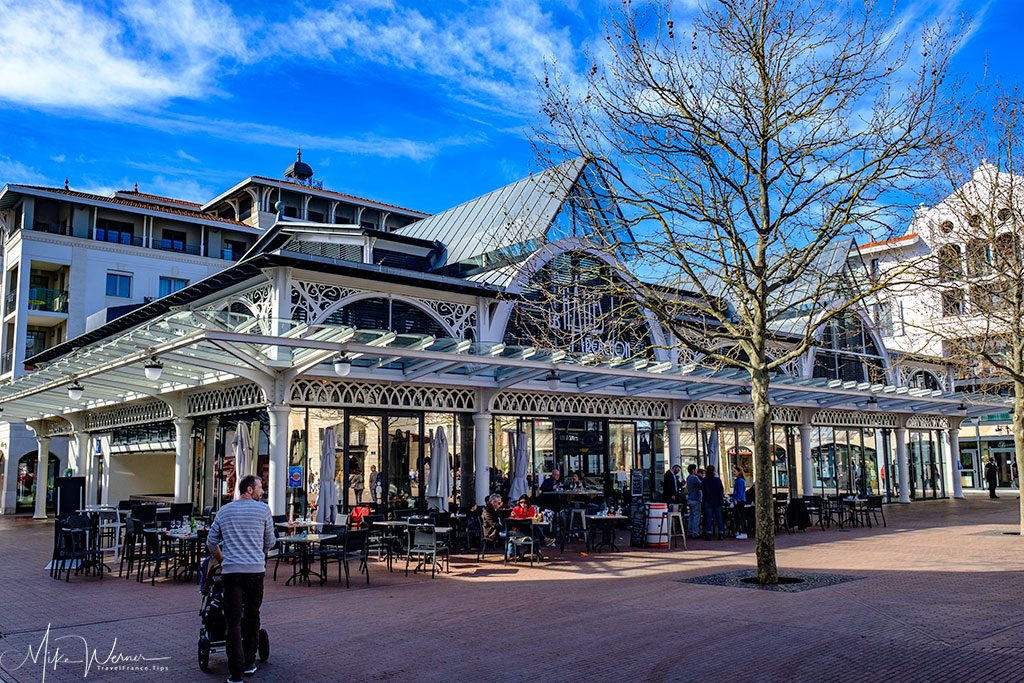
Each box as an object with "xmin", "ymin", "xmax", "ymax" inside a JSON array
[
  {"xmin": 685, "ymin": 464, "xmax": 702, "ymax": 538},
  {"xmin": 368, "ymin": 465, "xmax": 380, "ymax": 504},
  {"xmin": 702, "ymin": 465, "xmax": 725, "ymax": 540},
  {"xmin": 985, "ymin": 457, "xmax": 999, "ymax": 499},
  {"xmin": 207, "ymin": 475, "xmax": 276, "ymax": 683},
  {"xmin": 349, "ymin": 469, "xmax": 364, "ymax": 505},
  {"xmin": 662, "ymin": 465, "xmax": 681, "ymax": 504},
  {"xmin": 732, "ymin": 466, "xmax": 748, "ymax": 539}
]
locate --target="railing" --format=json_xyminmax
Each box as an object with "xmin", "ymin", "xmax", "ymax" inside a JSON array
[
  {"xmin": 27, "ymin": 287, "xmax": 68, "ymax": 313},
  {"xmin": 1, "ymin": 349, "xmax": 12, "ymax": 375},
  {"xmin": 151, "ymin": 239, "xmax": 203, "ymax": 256},
  {"xmin": 222, "ymin": 248, "xmax": 240, "ymax": 261},
  {"xmin": 24, "ymin": 342, "xmax": 46, "ymax": 359},
  {"xmin": 31, "ymin": 221, "xmax": 71, "ymax": 236},
  {"xmin": 88, "ymin": 232, "xmax": 244, "ymax": 260},
  {"xmin": 4, "ymin": 292, "xmax": 15, "ymax": 316}
]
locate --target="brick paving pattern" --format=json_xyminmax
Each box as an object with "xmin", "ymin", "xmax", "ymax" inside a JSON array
[{"xmin": 0, "ymin": 494, "xmax": 1022, "ymax": 682}]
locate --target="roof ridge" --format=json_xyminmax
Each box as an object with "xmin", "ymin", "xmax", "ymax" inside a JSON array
[{"xmin": 116, "ymin": 189, "xmax": 203, "ymax": 207}]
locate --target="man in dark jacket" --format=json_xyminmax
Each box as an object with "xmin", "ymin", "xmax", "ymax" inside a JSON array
[
  {"xmin": 662, "ymin": 465, "xmax": 681, "ymax": 503},
  {"xmin": 481, "ymin": 494, "xmax": 504, "ymax": 543},
  {"xmin": 985, "ymin": 457, "xmax": 1000, "ymax": 499}
]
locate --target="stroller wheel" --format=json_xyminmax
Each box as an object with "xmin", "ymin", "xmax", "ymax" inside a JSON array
[
  {"xmin": 258, "ymin": 629, "xmax": 270, "ymax": 663},
  {"xmin": 198, "ymin": 637, "xmax": 211, "ymax": 671}
]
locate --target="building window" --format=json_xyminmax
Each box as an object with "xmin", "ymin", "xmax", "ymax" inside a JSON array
[
  {"xmin": 937, "ymin": 244, "xmax": 962, "ymax": 281},
  {"xmin": 873, "ymin": 303, "xmax": 894, "ymax": 337},
  {"xmin": 158, "ymin": 277, "xmax": 188, "ymax": 297},
  {"xmin": 812, "ymin": 311, "xmax": 887, "ymax": 383},
  {"xmin": 158, "ymin": 229, "xmax": 187, "ymax": 252},
  {"xmin": 941, "ymin": 289, "xmax": 965, "ymax": 317},
  {"xmin": 105, "ymin": 272, "xmax": 132, "ymax": 298},
  {"xmin": 222, "ymin": 239, "xmax": 248, "ymax": 261},
  {"xmin": 96, "ymin": 218, "xmax": 135, "ymax": 245}
]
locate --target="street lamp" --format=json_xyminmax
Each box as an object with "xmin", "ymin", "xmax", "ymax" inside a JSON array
[
  {"xmin": 67, "ymin": 381, "xmax": 84, "ymax": 401},
  {"xmin": 143, "ymin": 356, "xmax": 163, "ymax": 381},
  {"xmin": 544, "ymin": 370, "xmax": 561, "ymax": 391},
  {"xmin": 333, "ymin": 356, "xmax": 352, "ymax": 377}
]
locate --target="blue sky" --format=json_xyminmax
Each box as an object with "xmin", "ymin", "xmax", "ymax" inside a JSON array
[{"xmin": 0, "ymin": 0, "xmax": 1015, "ymax": 214}]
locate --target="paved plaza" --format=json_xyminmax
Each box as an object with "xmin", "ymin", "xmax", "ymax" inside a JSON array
[{"xmin": 1, "ymin": 496, "xmax": 1022, "ymax": 683}]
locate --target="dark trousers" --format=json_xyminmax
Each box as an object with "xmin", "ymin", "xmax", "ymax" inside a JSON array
[
  {"xmin": 988, "ymin": 479, "xmax": 998, "ymax": 498},
  {"xmin": 223, "ymin": 572, "xmax": 265, "ymax": 680}
]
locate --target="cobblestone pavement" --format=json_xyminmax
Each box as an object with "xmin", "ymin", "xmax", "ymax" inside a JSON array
[{"xmin": 1, "ymin": 494, "xmax": 1022, "ymax": 683}]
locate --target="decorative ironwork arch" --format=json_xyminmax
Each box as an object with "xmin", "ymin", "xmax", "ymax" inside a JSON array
[
  {"xmin": 87, "ymin": 401, "xmax": 173, "ymax": 431},
  {"xmin": 491, "ymin": 391, "xmax": 669, "ymax": 419},
  {"xmin": 680, "ymin": 403, "xmax": 802, "ymax": 424},
  {"xmin": 810, "ymin": 409, "xmax": 898, "ymax": 428},
  {"xmin": 290, "ymin": 380, "xmax": 476, "ymax": 412},
  {"xmin": 907, "ymin": 415, "xmax": 949, "ymax": 430},
  {"xmin": 186, "ymin": 383, "xmax": 266, "ymax": 417}
]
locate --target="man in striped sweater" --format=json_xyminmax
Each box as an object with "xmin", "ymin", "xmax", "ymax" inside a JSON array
[{"xmin": 207, "ymin": 474, "xmax": 275, "ymax": 683}]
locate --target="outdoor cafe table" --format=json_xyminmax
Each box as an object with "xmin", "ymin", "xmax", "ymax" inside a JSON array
[
  {"xmin": 586, "ymin": 515, "xmax": 628, "ymax": 552},
  {"xmin": 276, "ymin": 520, "xmax": 322, "ymax": 530},
  {"xmin": 164, "ymin": 528, "xmax": 204, "ymax": 582},
  {"xmin": 280, "ymin": 533, "xmax": 337, "ymax": 586}
]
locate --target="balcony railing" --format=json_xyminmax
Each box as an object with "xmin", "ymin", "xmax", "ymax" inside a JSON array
[
  {"xmin": 222, "ymin": 248, "xmax": 240, "ymax": 261},
  {"xmin": 27, "ymin": 287, "xmax": 68, "ymax": 313},
  {"xmin": 151, "ymin": 239, "xmax": 203, "ymax": 256},
  {"xmin": 31, "ymin": 221, "xmax": 71, "ymax": 236},
  {"xmin": 1, "ymin": 349, "xmax": 12, "ymax": 375},
  {"xmin": 4, "ymin": 292, "xmax": 15, "ymax": 316},
  {"xmin": 88, "ymin": 233, "xmax": 243, "ymax": 260}
]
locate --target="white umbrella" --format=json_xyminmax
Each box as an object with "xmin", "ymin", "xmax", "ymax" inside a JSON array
[
  {"xmin": 232, "ymin": 422, "xmax": 252, "ymax": 500},
  {"xmin": 316, "ymin": 427, "xmax": 338, "ymax": 524},
  {"xmin": 508, "ymin": 431, "xmax": 529, "ymax": 501},
  {"xmin": 426, "ymin": 426, "xmax": 452, "ymax": 512}
]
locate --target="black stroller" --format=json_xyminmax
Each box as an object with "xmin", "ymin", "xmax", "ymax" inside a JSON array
[{"xmin": 198, "ymin": 559, "xmax": 269, "ymax": 672}]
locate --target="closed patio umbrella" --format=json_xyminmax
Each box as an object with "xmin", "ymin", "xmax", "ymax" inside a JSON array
[
  {"xmin": 426, "ymin": 426, "xmax": 451, "ymax": 512},
  {"xmin": 707, "ymin": 428, "xmax": 720, "ymax": 474},
  {"xmin": 508, "ymin": 431, "xmax": 529, "ymax": 501},
  {"xmin": 232, "ymin": 422, "xmax": 252, "ymax": 500},
  {"xmin": 316, "ymin": 427, "xmax": 338, "ymax": 524}
]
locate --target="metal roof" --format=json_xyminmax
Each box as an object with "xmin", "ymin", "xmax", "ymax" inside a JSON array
[{"xmin": 395, "ymin": 157, "xmax": 587, "ymax": 268}]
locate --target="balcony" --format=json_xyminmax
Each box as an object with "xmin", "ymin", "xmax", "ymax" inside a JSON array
[
  {"xmin": 27, "ymin": 287, "xmax": 68, "ymax": 313},
  {"xmin": 151, "ymin": 238, "xmax": 203, "ymax": 256},
  {"xmin": 31, "ymin": 221, "xmax": 71, "ymax": 236},
  {"xmin": 4, "ymin": 292, "xmax": 15, "ymax": 316},
  {"xmin": 1, "ymin": 349, "xmax": 11, "ymax": 375},
  {"xmin": 222, "ymin": 247, "xmax": 241, "ymax": 261}
]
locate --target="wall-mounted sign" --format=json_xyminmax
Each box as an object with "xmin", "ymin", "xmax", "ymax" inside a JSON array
[{"xmin": 288, "ymin": 466, "xmax": 303, "ymax": 489}]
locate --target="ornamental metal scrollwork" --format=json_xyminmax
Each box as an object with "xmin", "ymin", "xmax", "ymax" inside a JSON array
[
  {"xmin": 290, "ymin": 380, "xmax": 476, "ymax": 412},
  {"xmin": 45, "ymin": 418, "xmax": 74, "ymax": 437},
  {"xmin": 906, "ymin": 415, "xmax": 949, "ymax": 430},
  {"xmin": 206, "ymin": 283, "xmax": 274, "ymax": 334},
  {"xmin": 418, "ymin": 298, "xmax": 477, "ymax": 340},
  {"xmin": 680, "ymin": 403, "xmax": 801, "ymax": 424},
  {"xmin": 87, "ymin": 401, "xmax": 173, "ymax": 431},
  {"xmin": 811, "ymin": 409, "xmax": 898, "ymax": 428},
  {"xmin": 290, "ymin": 279, "xmax": 361, "ymax": 323},
  {"xmin": 492, "ymin": 391, "xmax": 669, "ymax": 419},
  {"xmin": 187, "ymin": 383, "xmax": 266, "ymax": 417}
]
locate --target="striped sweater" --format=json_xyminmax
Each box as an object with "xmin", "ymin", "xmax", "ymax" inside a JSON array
[{"xmin": 206, "ymin": 499, "xmax": 276, "ymax": 574}]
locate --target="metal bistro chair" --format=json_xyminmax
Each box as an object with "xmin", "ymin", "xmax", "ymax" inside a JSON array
[
  {"xmin": 504, "ymin": 518, "xmax": 537, "ymax": 567},
  {"xmin": 405, "ymin": 525, "xmax": 447, "ymax": 578},
  {"xmin": 865, "ymin": 495, "xmax": 886, "ymax": 528},
  {"xmin": 802, "ymin": 495, "xmax": 825, "ymax": 530},
  {"xmin": 340, "ymin": 529, "xmax": 370, "ymax": 588}
]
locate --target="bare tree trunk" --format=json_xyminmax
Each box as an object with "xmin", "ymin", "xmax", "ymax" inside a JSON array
[
  {"xmin": 751, "ymin": 365, "xmax": 778, "ymax": 583},
  {"xmin": 1014, "ymin": 381, "xmax": 1024, "ymax": 535}
]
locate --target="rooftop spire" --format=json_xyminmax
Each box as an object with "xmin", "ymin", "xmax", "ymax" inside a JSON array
[{"xmin": 64, "ymin": 177, "xmax": 69, "ymax": 190}]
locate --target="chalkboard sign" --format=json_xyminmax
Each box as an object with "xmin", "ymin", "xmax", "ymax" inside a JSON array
[
  {"xmin": 629, "ymin": 500, "xmax": 647, "ymax": 548},
  {"xmin": 630, "ymin": 469, "xmax": 645, "ymax": 497}
]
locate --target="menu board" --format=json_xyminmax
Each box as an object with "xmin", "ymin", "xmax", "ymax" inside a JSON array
[
  {"xmin": 630, "ymin": 469, "xmax": 645, "ymax": 497},
  {"xmin": 629, "ymin": 500, "xmax": 647, "ymax": 548}
]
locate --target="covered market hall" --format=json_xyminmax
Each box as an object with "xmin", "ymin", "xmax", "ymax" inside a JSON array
[{"xmin": 0, "ymin": 159, "xmax": 1006, "ymax": 519}]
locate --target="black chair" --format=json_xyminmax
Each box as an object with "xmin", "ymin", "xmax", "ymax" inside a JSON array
[
  {"xmin": 865, "ymin": 496, "xmax": 886, "ymax": 528},
  {"xmin": 317, "ymin": 528, "xmax": 348, "ymax": 585},
  {"xmin": 58, "ymin": 514, "xmax": 102, "ymax": 582},
  {"xmin": 476, "ymin": 515, "xmax": 504, "ymax": 561},
  {"xmin": 341, "ymin": 529, "xmax": 370, "ymax": 587},
  {"xmin": 169, "ymin": 502, "xmax": 193, "ymax": 523},
  {"xmin": 802, "ymin": 495, "xmax": 825, "ymax": 530},
  {"xmin": 119, "ymin": 518, "xmax": 145, "ymax": 578},
  {"xmin": 405, "ymin": 525, "xmax": 447, "ymax": 577},
  {"xmin": 131, "ymin": 504, "xmax": 158, "ymax": 528},
  {"xmin": 504, "ymin": 518, "xmax": 537, "ymax": 566},
  {"xmin": 50, "ymin": 516, "xmax": 69, "ymax": 579},
  {"xmin": 137, "ymin": 529, "xmax": 175, "ymax": 585}
]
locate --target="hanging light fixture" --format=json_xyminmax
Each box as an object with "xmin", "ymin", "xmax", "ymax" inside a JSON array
[
  {"xmin": 68, "ymin": 381, "xmax": 84, "ymax": 401},
  {"xmin": 333, "ymin": 356, "xmax": 352, "ymax": 377},
  {"xmin": 545, "ymin": 370, "xmax": 561, "ymax": 391},
  {"xmin": 144, "ymin": 356, "xmax": 163, "ymax": 381}
]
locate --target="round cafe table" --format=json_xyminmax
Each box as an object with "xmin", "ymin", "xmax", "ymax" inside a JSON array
[{"xmin": 280, "ymin": 533, "xmax": 336, "ymax": 586}]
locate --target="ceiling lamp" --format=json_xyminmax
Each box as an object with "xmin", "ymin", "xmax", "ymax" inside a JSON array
[
  {"xmin": 333, "ymin": 356, "xmax": 352, "ymax": 377},
  {"xmin": 144, "ymin": 357, "xmax": 163, "ymax": 381},
  {"xmin": 68, "ymin": 381, "xmax": 84, "ymax": 401},
  {"xmin": 545, "ymin": 370, "xmax": 561, "ymax": 391}
]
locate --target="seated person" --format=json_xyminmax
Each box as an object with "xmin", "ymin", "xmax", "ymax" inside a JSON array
[
  {"xmin": 509, "ymin": 495, "xmax": 555, "ymax": 546},
  {"xmin": 481, "ymin": 494, "xmax": 505, "ymax": 543},
  {"xmin": 539, "ymin": 469, "xmax": 565, "ymax": 492},
  {"xmin": 567, "ymin": 473, "xmax": 585, "ymax": 491}
]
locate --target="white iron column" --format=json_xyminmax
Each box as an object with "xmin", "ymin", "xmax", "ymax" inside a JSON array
[
  {"xmin": 895, "ymin": 426, "xmax": 910, "ymax": 503},
  {"xmin": 33, "ymin": 434, "xmax": 51, "ymax": 520},
  {"xmin": 667, "ymin": 418, "xmax": 681, "ymax": 469},
  {"xmin": 267, "ymin": 405, "xmax": 290, "ymax": 515},
  {"xmin": 799, "ymin": 424, "xmax": 814, "ymax": 497},
  {"xmin": 173, "ymin": 417, "xmax": 193, "ymax": 503},
  {"xmin": 946, "ymin": 421, "xmax": 965, "ymax": 499},
  {"xmin": 473, "ymin": 412, "xmax": 491, "ymax": 506},
  {"xmin": 68, "ymin": 429, "xmax": 90, "ymax": 477}
]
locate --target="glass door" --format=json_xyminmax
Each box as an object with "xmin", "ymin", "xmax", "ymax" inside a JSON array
[
  {"xmin": 387, "ymin": 414, "xmax": 424, "ymax": 511},
  {"xmin": 342, "ymin": 410, "xmax": 423, "ymax": 514},
  {"xmin": 344, "ymin": 414, "xmax": 382, "ymax": 510}
]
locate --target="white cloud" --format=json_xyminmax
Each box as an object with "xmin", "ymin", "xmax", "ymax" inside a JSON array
[
  {"xmin": 267, "ymin": 0, "xmax": 581, "ymax": 118},
  {"xmin": 0, "ymin": 0, "xmax": 244, "ymax": 110},
  {"xmin": 0, "ymin": 157, "xmax": 49, "ymax": 184},
  {"xmin": 51, "ymin": 154, "xmax": 66, "ymax": 163},
  {"xmin": 176, "ymin": 149, "xmax": 200, "ymax": 163}
]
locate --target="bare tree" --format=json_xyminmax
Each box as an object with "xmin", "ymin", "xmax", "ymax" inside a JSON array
[
  {"xmin": 530, "ymin": 0, "xmax": 962, "ymax": 583},
  {"xmin": 902, "ymin": 88, "xmax": 1024, "ymax": 531}
]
